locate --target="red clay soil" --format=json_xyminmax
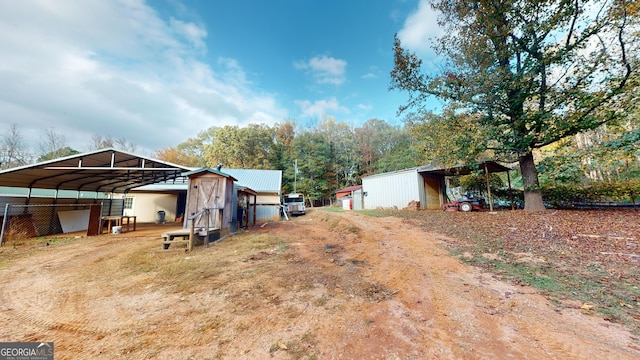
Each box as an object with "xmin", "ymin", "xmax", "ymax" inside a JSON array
[{"xmin": 0, "ymin": 211, "xmax": 638, "ymax": 359}]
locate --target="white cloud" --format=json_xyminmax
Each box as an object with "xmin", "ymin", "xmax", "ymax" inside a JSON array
[
  {"xmin": 170, "ymin": 18, "xmax": 207, "ymax": 52},
  {"xmin": 397, "ymin": 0, "xmax": 443, "ymax": 55},
  {"xmin": 0, "ymin": 0, "xmax": 287, "ymax": 155},
  {"xmin": 361, "ymin": 65, "xmax": 379, "ymax": 80},
  {"xmin": 357, "ymin": 103, "xmax": 372, "ymax": 111},
  {"xmin": 294, "ymin": 55, "xmax": 347, "ymax": 85},
  {"xmin": 295, "ymin": 97, "xmax": 350, "ymax": 118}
]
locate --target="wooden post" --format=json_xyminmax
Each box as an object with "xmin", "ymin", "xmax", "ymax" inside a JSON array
[
  {"xmin": 507, "ymin": 170, "xmax": 514, "ymax": 210},
  {"xmin": 484, "ymin": 164, "xmax": 494, "ymax": 212},
  {"xmin": 253, "ymin": 194, "xmax": 257, "ymax": 226},
  {"xmin": 204, "ymin": 208, "xmax": 210, "ymax": 247},
  {"xmin": 188, "ymin": 215, "xmax": 195, "ymax": 252}
]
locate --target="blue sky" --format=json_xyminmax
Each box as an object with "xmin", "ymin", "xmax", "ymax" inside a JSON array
[{"xmin": 0, "ymin": 0, "xmax": 443, "ymax": 155}]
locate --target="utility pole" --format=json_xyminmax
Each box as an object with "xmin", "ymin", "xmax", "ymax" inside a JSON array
[{"xmin": 294, "ymin": 159, "xmax": 297, "ymax": 193}]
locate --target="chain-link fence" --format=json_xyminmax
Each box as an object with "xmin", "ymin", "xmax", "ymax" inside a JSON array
[{"xmin": 0, "ymin": 199, "xmax": 124, "ymax": 245}]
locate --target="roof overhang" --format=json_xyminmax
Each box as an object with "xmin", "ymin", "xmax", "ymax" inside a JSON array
[
  {"xmin": 417, "ymin": 161, "xmax": 511, "ymax": 177},
  {"xmin": 235, "ymin": 185, "xmax": 258, "ymax": 196},
  {"xmin": 0, "ymin": 148, "xmax": 191, "ymax": 194}
]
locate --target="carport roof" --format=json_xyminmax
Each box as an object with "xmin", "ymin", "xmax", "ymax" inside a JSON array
[
  {"xmin": 417, "ymin": 161, "xmax": 512, "ymax": 176},
  {"xmin": 0, "ymin": 148, "xmax": 191, "ymax": 194}
]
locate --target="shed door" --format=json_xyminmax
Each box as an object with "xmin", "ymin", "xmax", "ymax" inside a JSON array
[
  {"xmin": 424, "ymin": 177, "xmax": 441, "ymax": 210},
  {"xmin": 195, "ymin": 179, "xmax": 225, "ymax": 228},
  {"xmin": 352, "ymin": 189, "xmax": 363, "ymax": 210}
]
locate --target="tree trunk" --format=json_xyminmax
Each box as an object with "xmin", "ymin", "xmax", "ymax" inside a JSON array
[{"xmin": 519, "ymin": 151, "xmax": 546, "ymax": 211}]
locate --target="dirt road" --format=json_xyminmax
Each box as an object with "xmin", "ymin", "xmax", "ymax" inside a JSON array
[{"xmin": 0, "ymin": 210, "xmax": 638, "ymax": 359}]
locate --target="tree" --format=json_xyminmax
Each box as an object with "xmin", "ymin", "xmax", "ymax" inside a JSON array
[
  {"xmin": 316, "ymin": 116, "xmax": 358, "ymax": 189},
  {"xmin": 407, "ymin": 106, "xmax": 491, "ymax": 167},
  {"xmin": 89, "ymin": 134, "xmax": 137, "ymax": 153},
  {"xmin": 156, "ymin": 126, "xmax": 218, "ymax": 167},
  {"xmin": 354, "ymin": 118, "xmax": 421, "ymax": 176},
  {"xmin": 155, "ymin": 146, "xmax": 202, "ymax": 167},
  {"xmin": 288, "ymin": 131, "xmax": 334, "ymax": 204},
  {"xmin": 178, "ymin": 127, "xmax": 218, "ymax": 167},
  {"xmin": 203, "ymin": 124, "xmax": 276, "ymax": 169},
  {"xmin": 89, "ymin": 134, "xmax": 114, "ymax": 150},
  {"xmin": 391, "ymin": 0, "xmax": 638, "ymax": 210},
  {"xmin": 271, "ymin": 120, "xmax": 297, "ymax": 179},
  {"xmin": 37, "ymin": 147, "xmax": 80, "ymax": 162},
  {"xmin": 0, "ymin": 124, "xmax": 31, "ymax": 169},
  {"xmin": 37, "ymin": 128, "xmax": 78, "ymax": 161}
]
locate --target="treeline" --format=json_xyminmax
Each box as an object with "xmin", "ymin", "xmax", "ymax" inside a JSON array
[
  {"xmin": 0, "ymin": 124, "xmax": 137, "ymax": 170},
  {"xmin": 154, "ymin": 117, "xmax": 421, "ymax": 204},
  {"xmin": 2, "ymin": 114, "xmax": 637, "ymax": 206},
  {"xmin": 156, "ymin": 112, "xmax": 639, "ymax": 205}
]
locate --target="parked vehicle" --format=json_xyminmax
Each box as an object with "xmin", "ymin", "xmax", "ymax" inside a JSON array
[
  {"xmin": 442, "ymin": 193, "xmax": 486, "ymax": 212},
  {"xmin": 283, "ymin": 193, "xmax": 306, "ymax": 215}
]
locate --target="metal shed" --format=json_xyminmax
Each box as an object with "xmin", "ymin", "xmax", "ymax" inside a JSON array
[
  {"xmin": 362, "ymin": 161, "xmax": 512, "ymax": 210},
  {"xmin": 362, "ymin": 167, "xmax": 429, "ymax": 210}
]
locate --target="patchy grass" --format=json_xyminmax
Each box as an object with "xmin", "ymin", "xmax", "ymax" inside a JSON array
[
  {"xmin": 323, "ymin": 207, "xmax": 345, "ymax": 213},
  {"xmin": 269, "ymin": 332, "xmax": 319, "ymax": 359},
  {"xmin": 359, "ymin": 208, "xmax": 640, "ymax": 334},
  {"xmin": 0, "ymin": 234, "xmax": 82, "ymax": 268}
]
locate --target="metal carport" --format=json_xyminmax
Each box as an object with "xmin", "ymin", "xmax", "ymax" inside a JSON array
[
  {"xmin": 417, "ymin": 161, "xmax": 514, "ymax": 211},
  {"xmin": 0, "ymin": 148, "xmax": 191, "ymax": 243},
  {"xmin": 0, "ymin": 148, "xmax": 191, "ymax": 197}
]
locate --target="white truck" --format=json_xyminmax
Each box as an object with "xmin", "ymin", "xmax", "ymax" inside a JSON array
[{"xmin": 283, "ymin": 193, "xmax": 306, "ymax": 216}]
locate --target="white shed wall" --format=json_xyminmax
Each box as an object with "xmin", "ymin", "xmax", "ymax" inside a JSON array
[
  {"xmin": 362, "ymin": 169, "xmax": 426, "ymax": 209},
  {"xmin": 124, "ymin": 193, "xmax": 178, "ymax": 223}
]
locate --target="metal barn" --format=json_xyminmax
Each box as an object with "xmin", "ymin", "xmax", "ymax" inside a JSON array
[
  {"xmin": 362, "ymin": 167, "xmax": 442, "ymax": 210},
  {"xmin": 362, "ymin": 162, "xmax": 511, "ymax": 210}
]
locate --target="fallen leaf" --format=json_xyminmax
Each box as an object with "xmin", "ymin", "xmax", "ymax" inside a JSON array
[
  {"xmin": 581, "ymin": 303, "xmax": 594, "ymax": 310},
  {"xmin": 277, "ymin": 341, "xmax": 288, "ymax": 350},
  {"xmin": 620, "ymin": 301, "xmax": 633, "ymax": 308}
]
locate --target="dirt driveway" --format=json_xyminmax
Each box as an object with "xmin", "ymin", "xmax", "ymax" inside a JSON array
[{"xmin": 0, "ymin": 210, "xmax": 638, "ymax": 359}]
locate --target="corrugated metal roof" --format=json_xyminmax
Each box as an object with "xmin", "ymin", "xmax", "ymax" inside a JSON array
[
  {"xmin": 336, "ymin": 185, "xmax": 362, "ymax": 194},
  {"xmin": 182, "ymin": 167, "xmax": 237, "ymax": 181},
  {"xmin": 362, "ymin": 161, "xmax": 511, "ymax": 180},
  {"xmin": 0, "ymin": 148, "xmax": 191, "ymax": 193},
  {"xmin": 417, "ymin": 161, "xmax": 511, "ymax": 175},
  {"xmin": 132, "ymin": 168, "xmax": 282, "ymax": 194},
  {"xmin": 224, "ymin": 169, "xmax": 282, "ymax": 194},
  {"xmin": 361, "ymin": 167, "xmax": 419, "ymax": 180},
  {"xmin": 0, "ymin": 186, "xmax": 108, "ymax": 198}
]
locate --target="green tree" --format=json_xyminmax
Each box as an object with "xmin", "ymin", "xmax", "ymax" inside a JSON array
[
  {"xmin": 391, "ymin": 0, "xmax": 638, "ymax": 211},
  {"xmin": 156, "ymin": 126, "xmax": 217, "ymax": 167},
  {"xmin": 37, "ymin": 147, "xmax": 80, "ymax": 162},
  {"xmin": 271, "ymin": 120, "xmax": 296, "ymax": 170},
  {"xmin": 316, "ymin": 116, "xmax": 358, "ymax": 189},
  {"xmin": 288, "ymin": 131, "xmax": 334, "ymax": 204},
  {"xmin": 155, "ymin": 146, "xmax": 202, "ymax": 167},
  {"xmin": 203, "ymin": 124, "xmax": 276, "ymax": 169},
  {"xmin": 355, "ymin": 118, "xmax": 420, "ymax": 176},
  {"xmin": 373, "ymin": 131, "xmax": 421, "ymax": 173}
]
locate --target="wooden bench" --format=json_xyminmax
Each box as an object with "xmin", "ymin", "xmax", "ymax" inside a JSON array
[
  {"xmin": 161, "ymin": 227, "xmax": 221, "ymax": 251},
  {"xmin": 161, "ymin": 229, "xmax": 192, "ymax": 250}
]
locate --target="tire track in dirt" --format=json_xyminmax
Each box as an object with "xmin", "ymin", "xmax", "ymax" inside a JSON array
[
  {"xmin": 291, "ymin": 211, "xmax": 640, "ymax": 359},
  {"xmin": 0, "ymin": 236, "xmax": 159, "ymax": 339},
  {"xmin": 1, "ymin": 214, "xmax": 638, "ymax": 359}
]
